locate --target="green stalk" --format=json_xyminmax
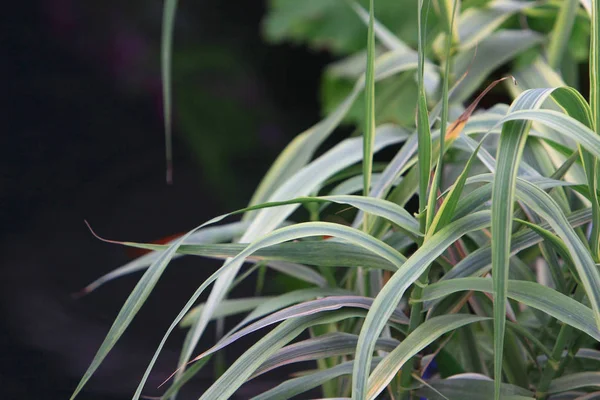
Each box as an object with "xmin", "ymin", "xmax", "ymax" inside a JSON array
[
  {"xmin": 589, "ymin": 0, "xmax": 600, "ymax": 261},
  {"xmin": 400, "ymin": 2, "xmax": 458, "ymax": 397},
  {"xmin": 547, "ymin": 0, "xmax": 579, "ymax": 70},
  {"xmin": 399, "ymin": 1, "xmax": 432, "ymax": 394},
  {"xmin": 536, "ymin": 287, "xmax": 585, "ymax": 399},
  {"xmin": 363, "ymin": 0, "xmax": 376, "ymax": 231},
  {"xmin": 426, "ymin": 0, "xmax": 458, "ymax": 231},
  {"xmin": 416, "ymin": 0, "xmax": 432, "ymax": 233},
  {"xmin": 161, "ymin": 0, "xmax": 178, "ymax": 184}
]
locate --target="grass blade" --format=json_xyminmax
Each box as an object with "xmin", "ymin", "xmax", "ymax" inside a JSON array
[
  {"xmin": 548, "ymin": 0, "xmax": 579, "ymax": 69},
  {"xmin": 362, "ymin": 0, "xmax": 376, "ymax": 227},
  {"xmin": 490, "ymin": 88, "xmax": 562, "ymax": 400},
  {"xmin": 367, "ymin": 314, "xmax": 487, "ymax": 399},
  {"xmin": 420, "ymin": 278, "xmax": 600, "ymax": 341},
  {"xmin": 189, "ymin": 296, "xmax": 409, "ymax": 366},
  {"xmin": 199, "ymin": 310, "xmax": 365, "ymax": 400},
  {"xmin": 253, "ymin": 333, "xmax": 398, "ymax": 379},
  {"xmin": 548, "ymin": 372, "xmax": 600, "ymax": 394},
  {"xmin": 352, "ymin": 211, "xmax": 492, "ymax": 398},
  {"xmin": 426, "ymin": 0, "xmax": 458, "ymax": 231},
  {"xmin": 253, "ymin": 358, "xmax": 382, "ymax": 400},
  {"xmin": 415, "ymin": 377, "xmax": 534, "ymax": 400},
  {"xmin": 71, "ymin": 227, "xmax": 204, "ymax": 399},
  {"xmin": 416, "ymin": 0, "xmax": 432, "ymax": 231},
  {"xmin": 161, "ymin": 0, "xmax": 177, "ymax": 183},
  {"xmin": 134, "ymin": 221, "xmax": 408, "ymax": 399},
  {"xmin": 179, "ymin": 297, "xmax": 271, "ymax": 328}
]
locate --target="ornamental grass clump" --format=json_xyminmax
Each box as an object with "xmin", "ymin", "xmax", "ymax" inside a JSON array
[{"xmin": 72, "ymin": 1, "xmax": 600, "ymax": 399}]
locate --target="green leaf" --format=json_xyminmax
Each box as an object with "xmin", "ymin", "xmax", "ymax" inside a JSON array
[
  {"xmin": 548, "ymin": 372, "xmax": 600, "ymax": 394},
  {"xmin": 362, "ymin": 0, "xmax": 376, "ymax": 220},
  {"xmin": 135, "ymin": 221, "xmax": 407, "ymax": 399},
  {"xmin": 420, "ymin": 278, "xmax": 600, "ymax": 341},
  {"xmin": 349, "ymin": 1, "xmax": 413, "ymax": 52},
  {"xmin": 200, "ymin": 310, "xmax": 366, "ymax": 400},
  {"xmin": 491, "ymin": 87, "xmax": 564, "ymax": 400},
  {"xmin": 189, "ymin": 296, "xmax": 409, "ymax": 366},
  {"xmin": 71, "ymin": 227, "xmax": 204, "ymax": 399},
  {"xmin": 175, "ymin": 240, "xmax": 400, "ymax": 271},
  {"xmin": 253, "ymin": 332, "xmax": 398, "ymax": 378},
  {"xmin": 367, "ymin": 314, "xmax": 488, "ymax": 399},
  {"xmin": 416, "ymin": 0, "xmax": 432, "ymax": 230},
  {"xmin": 352, "ymin": 211, "xmax": 492, "ymax": 398},
  {"xmin": 79, "ymin": 221, "xmax": 251, "ymax": 294},
  {"xmin": 455, "ymin": 1, "xmax": 534, "ymax": 52},
  {"xmin": 246, "ymin": 50, "xmax": 417, "ymax": 213},
  {"xmin": 252, "ymin": 358, "xmax": 383, "ymax": 400},
  {"xmin": 180, "ymin": 297, "xmax": 271, "ymax": 328},
  {"xmin": 181, "ymin": 128, "xmax": 405, "ymax": 385},
  {"xmin": 453, "ymin": 30, "xmax": 543, "ymax": 102},
  {"xmin": 414, "ymin": 376, "xmax": 534, "ymax": 400},
  {"xmin": 548, "ymin": 0, "xmax": 579, "ymax": 69},
  {"xmin": 443, "ymin": 207, "xmax": 591, "ymax": 282},
  {"xmin": 161, "ymin": 0, "xmax": 177, "ymax": 183}
]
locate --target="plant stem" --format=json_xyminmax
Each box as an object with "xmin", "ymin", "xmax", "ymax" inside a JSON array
[
  {"xmin": 400, "ymin": 277, "xmax": 428, "ymax": 399},
  {"xmin": 536, "ymin": 286, "xmax": 585, "ymax": 399}
]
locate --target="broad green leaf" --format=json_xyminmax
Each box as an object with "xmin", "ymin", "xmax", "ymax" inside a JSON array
[
  {"xmin": 367, "ymin": 314, "xmax": 488, "ymax": 399},
  {"xmin": 352, "ymin": 211, "xmax": 492, "ymax": 398},
  {"xmin": 500, "ymin": 108, "xmax": 600, "ymax": 157}
]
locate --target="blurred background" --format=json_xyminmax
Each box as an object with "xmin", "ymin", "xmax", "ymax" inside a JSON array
[{"xmin": 2, "ymin": 1, "xmax": 337, "ymax": 398}]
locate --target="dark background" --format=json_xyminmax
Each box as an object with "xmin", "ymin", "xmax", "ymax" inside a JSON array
[{"xmin": 2, "ymin": 1, "xmax": 331, "ymax": 398}]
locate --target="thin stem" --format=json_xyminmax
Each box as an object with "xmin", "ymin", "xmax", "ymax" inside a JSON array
[{"xmin": 536, "ymin": 286, "xmax": 585, "ymax": 399}]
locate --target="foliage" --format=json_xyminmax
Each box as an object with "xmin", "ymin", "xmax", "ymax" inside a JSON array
[{"xmin": 72, "ymin": 1, "xmax": 600, "ymax": 399}]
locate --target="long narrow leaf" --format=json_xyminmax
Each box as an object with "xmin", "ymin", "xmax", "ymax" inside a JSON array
[
  {"xmin": 352, "ymin": 211, "xmax": 492, "ymax": 398},
  {"xmin": 420, "ymin": 278, "xmax": 600, "ymax": 341},
  {"xmin": 161, "ymin": 0, "xmax": 177, "ymax": 183},
  {"xmin": 367, "ymin": 314, "xmax": 488, "ymax": 399},
  {"xmin": 490, "ymin": 87, "xmax": 563, "ymax": 399}
]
